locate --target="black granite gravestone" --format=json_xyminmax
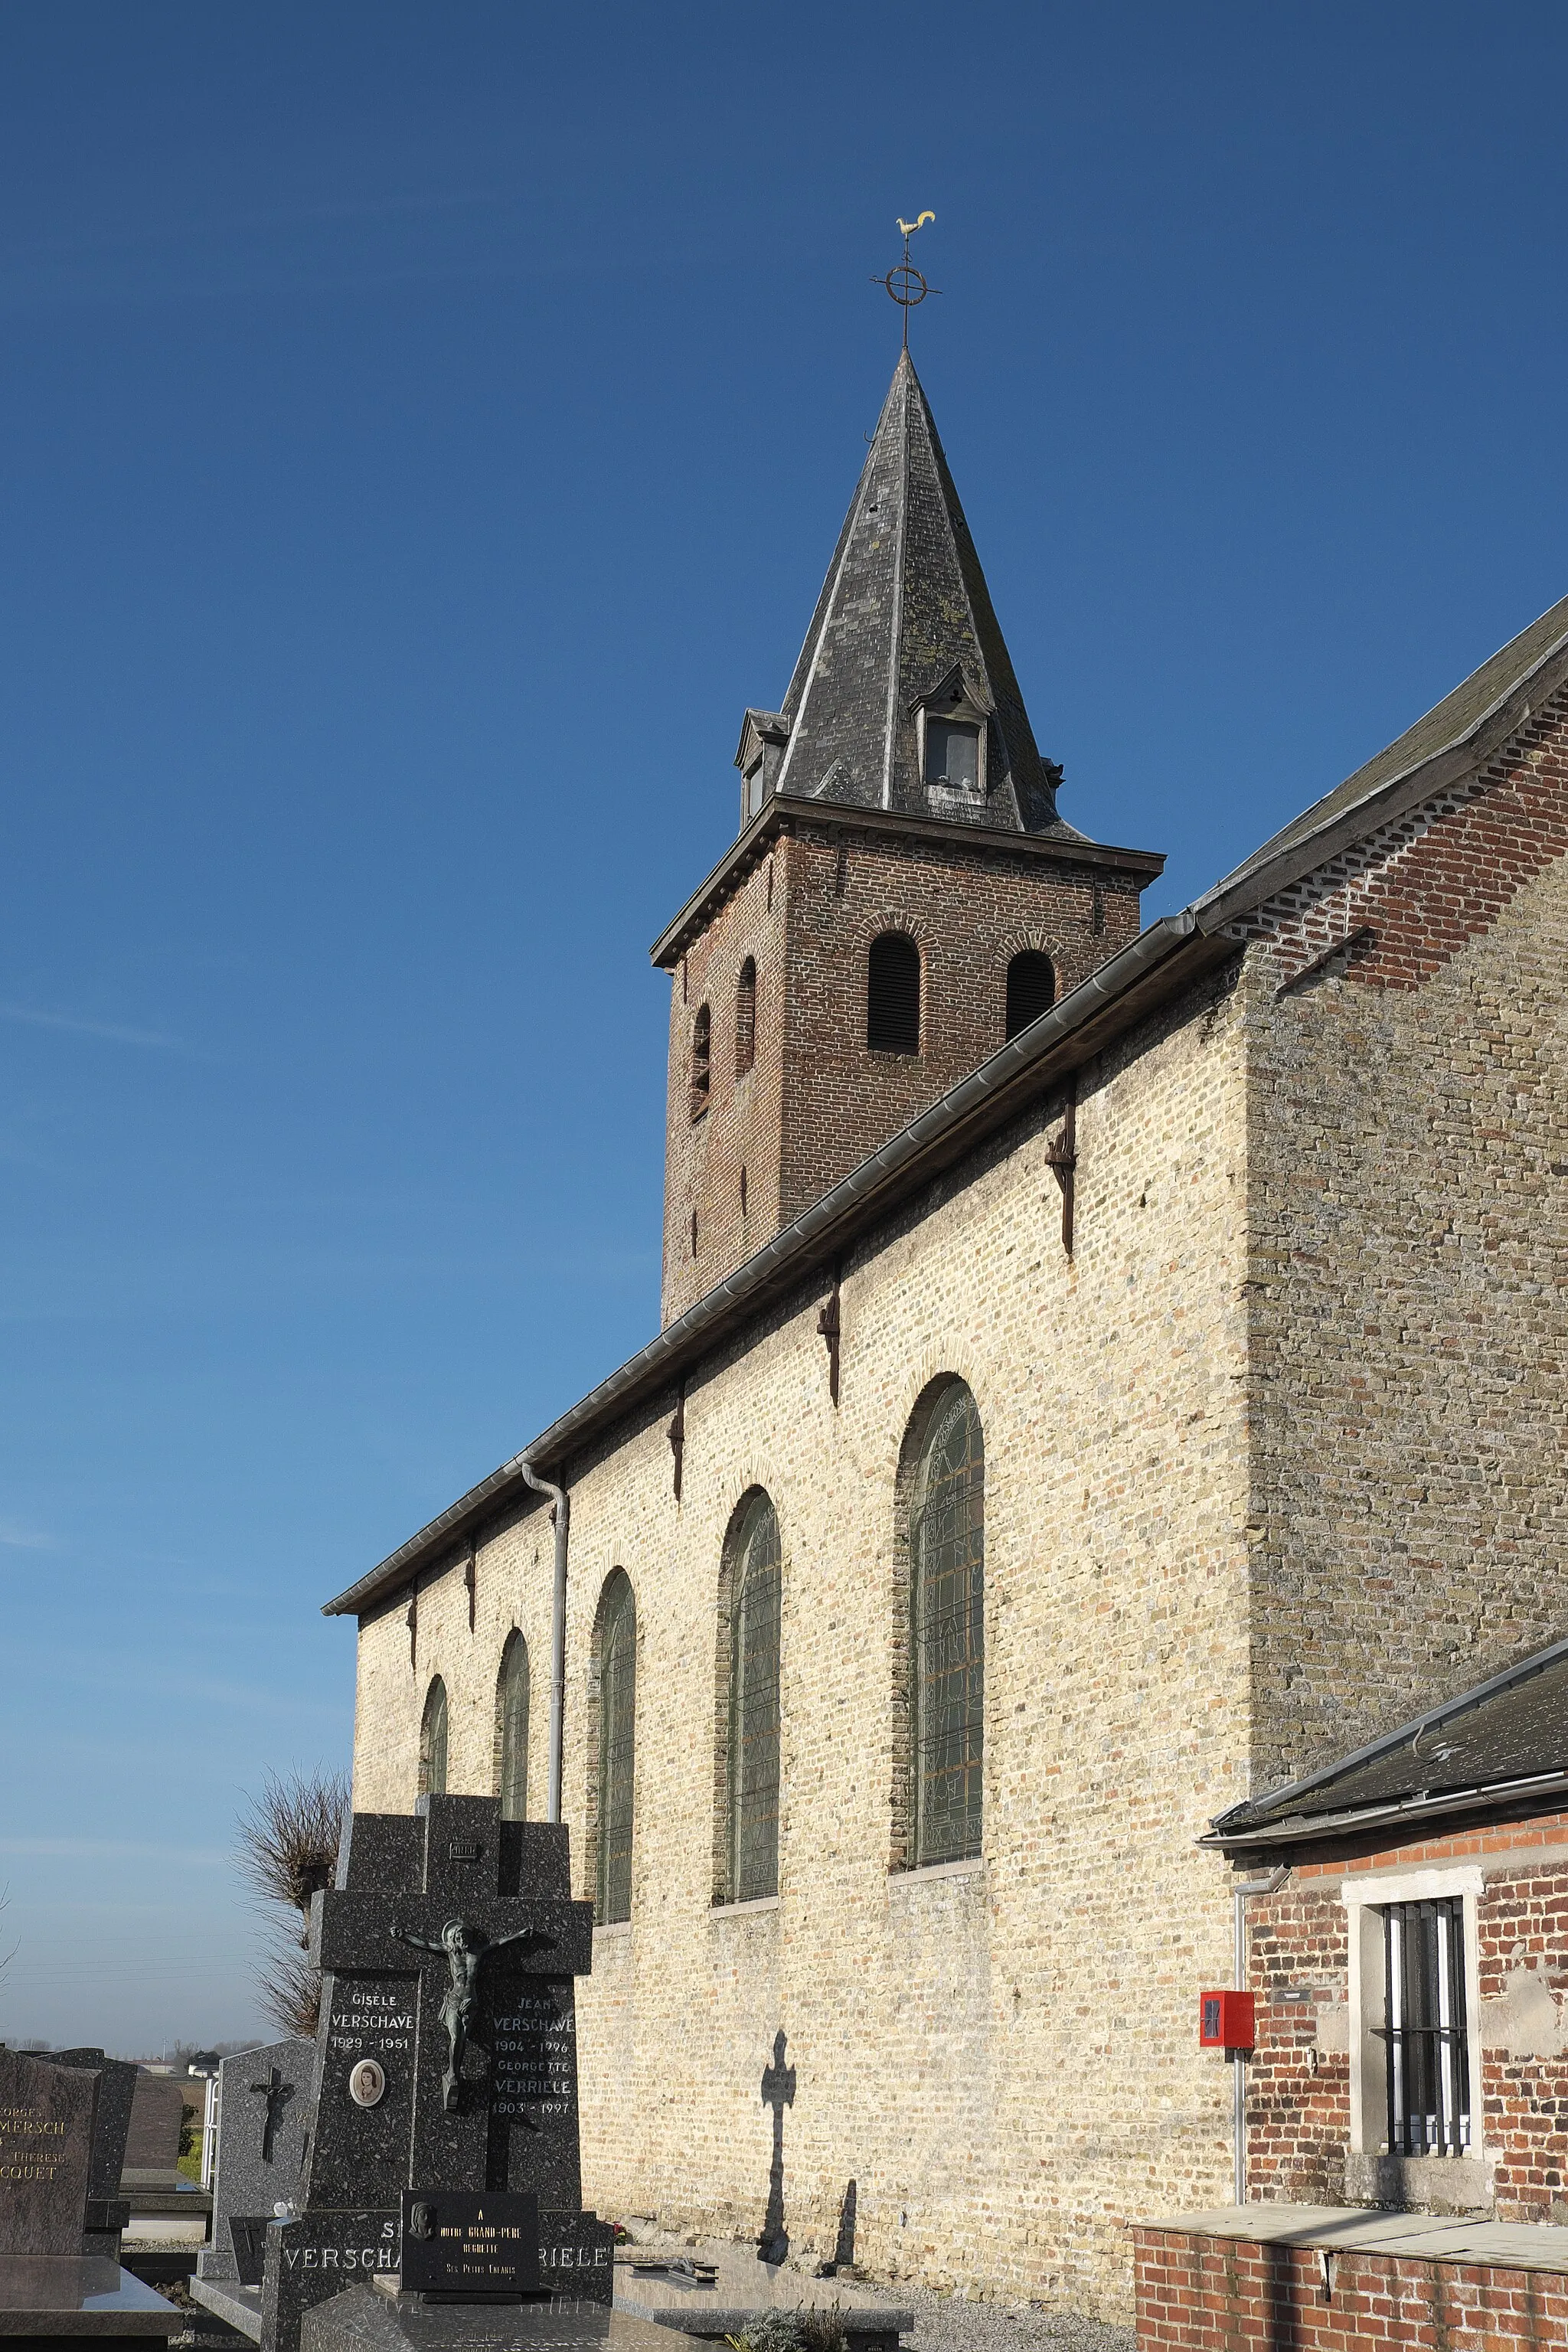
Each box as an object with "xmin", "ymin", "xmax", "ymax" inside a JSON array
[
  {"xmin": 198, "ymin": 2037, "xmax": 315, "ymax": 2289},
  {"xmin": 256, "ymin": 1797, "xmax": 616, "ymax": 2352}
]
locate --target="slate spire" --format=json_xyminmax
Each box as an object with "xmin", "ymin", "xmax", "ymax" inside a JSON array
[{"xmin": 747, "ymin": 352, "xmax": 1071, "ymax": 835}]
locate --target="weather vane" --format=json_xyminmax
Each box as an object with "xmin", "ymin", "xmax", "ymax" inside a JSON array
[{"xmin": 874, "ymin": 211, "xmax": 940, "ymax": 348}]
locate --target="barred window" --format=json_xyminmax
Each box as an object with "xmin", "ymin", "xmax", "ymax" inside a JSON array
[
  {"xmin": 1383, "ymin": 1900, "xmax": 1471, "ymax": 2156},
  {"xmin": 690, "ymin": 1004, "xmax": 711, "ymax": 1119},
  {"xmin": 867, "ymin": 933, "xmax": 920, "ymax": 1054},
  {"xmin": 419, "ymin": 1676, "xmax": 449, "ymax": 1800},
  {"xmin": 596, "ymin": 1573, "xmax": 636, "ymax": 1925},
  {"xmin": 1004, "ymin": 949, "xmax": 1055, "ymax": 1040},
  {"xmin": 496, "ymin": 1632, "xmax": 529, "ymax": 1822},
  {"xmin": 735, "ymin": 959, "xmax": 756, "ymax": 1076},
  {"xmin": 910, "ymin": 1383, "xmax": 984, "ymax": 1865},
  {"xmin": 729, "ymin": 1493, "xmax": 782, "ymax": 1903}
]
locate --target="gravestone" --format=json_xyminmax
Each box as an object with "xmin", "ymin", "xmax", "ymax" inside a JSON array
[
  {"xmin": 254, "ymin": 1795, "xmax": 623, "ymax": 2352},
  {"xmin": 198, "ymin": 2037, "xmax": 315, "ymax": 2289},
  {"xmin": 122, "ymin": 2074, "xmax": 186, "ymax": 2190},
  {"xmin": 0, "ymin": 2044, "xmax": 183, "ymax": 2345},
  {"xmin": 47, "ymin": 2048, "xmax": 137, "ymax": 2255}
]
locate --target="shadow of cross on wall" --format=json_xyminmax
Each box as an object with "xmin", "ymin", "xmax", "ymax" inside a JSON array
[
  {"xmin": 301, "ymin": 1794, "xmax": 594, "ymax": 2215},
  {"xmin": 758, "ymin": 2029, "xmax": 795, "ymax": 2265}
]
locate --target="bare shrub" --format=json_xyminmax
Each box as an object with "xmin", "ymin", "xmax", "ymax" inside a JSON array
[{"xmin": 237, "ymin": 1769, "xmax": 348, "ymax": 2040}]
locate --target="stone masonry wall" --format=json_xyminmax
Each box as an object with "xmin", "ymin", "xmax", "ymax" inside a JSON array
[
  {"xmin": 351, "ymin": 959, "xmax": 1252, "ymax": 2324},
  {"xmin": 1236, "ymin": 690, "xmax": 1568, "ymax": 1794},
  {"xmin": 659, "ymin": 817, "xmax": 1145, "ymax": 1325},
  {"xmin": 1242, "ymin": 1817, "xmax": 1568, "ymax": 2224}
]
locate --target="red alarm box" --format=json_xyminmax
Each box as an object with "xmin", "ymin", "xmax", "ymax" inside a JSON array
[{"xmin": 1200, "ymin": 1990, "xmax": 1255, "ymax": 2050}]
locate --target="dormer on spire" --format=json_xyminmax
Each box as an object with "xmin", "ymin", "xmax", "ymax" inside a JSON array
[{"xmin": 734, "ymin": 710, "xmax": 790, "ymax": 829}]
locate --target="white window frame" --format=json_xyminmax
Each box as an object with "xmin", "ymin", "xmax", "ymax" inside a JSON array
[{"xmin": 1340, "ymin": 1866, "xmax": 1485, "ymax": 2161}]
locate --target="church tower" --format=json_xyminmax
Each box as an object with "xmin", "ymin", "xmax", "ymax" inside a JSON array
[{"xmin": 654, "ymin": 353, "xmax": 1164, "ymax": 1326}]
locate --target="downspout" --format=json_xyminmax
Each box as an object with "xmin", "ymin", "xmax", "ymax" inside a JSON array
[
  {"xmin": 1233, "ymin": 1866, "xmax": 1289, "ymax": 2203},
  {"xmin": 519, "ymin": 1462, "xmax": 569, "ymax": 1824}
]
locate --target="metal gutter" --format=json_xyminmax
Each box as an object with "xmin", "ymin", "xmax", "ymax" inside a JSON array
[
  {"xmin": 324, "ymin": 910, "xmax": 1226, "ymax": 1619},
  {"xmin": 1200, "ymin": 1770, "xmax": 1568, "ymax": 1855}
]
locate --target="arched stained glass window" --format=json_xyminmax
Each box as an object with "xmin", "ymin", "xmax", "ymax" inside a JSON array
[
  {"xmin": 1005, "ymin": 949, "xmax": 1055, "ymax": 1040},
  {"xmin": 729, "ymin": 1493, "xmax": 781, "ymax": 1903},
  {"xmin": 596, "ymin": 1573, "xmax": 636, "ymax": 1925},
  {"xmin": 910, "ymin": 1383, "xmax": 984, "ymax": 1865},
  {"xmin": 496, "ymin": 1632, "xmax": 529, "ymax": 1821},
  {"xmin": 419, "ymin": 1675, "xmax": 449, "ymax": 1800}
]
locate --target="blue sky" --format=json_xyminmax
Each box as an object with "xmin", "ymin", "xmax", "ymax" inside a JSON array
[{"xmin": 2, "ymin": 1, "xmax": 1566, "ymax": 2052}]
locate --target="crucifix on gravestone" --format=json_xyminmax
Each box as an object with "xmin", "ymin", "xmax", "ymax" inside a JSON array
[
  {"xmin": 302, "ymin": 1793, "xmax": 593, "ymax": 2213},
  {"xmin": 758, "ymin": 2027, "xmax": 795, "ymax": 2265},
  {"xmin": 248, "ymin": 2065, "xmax": 294, "ymax": 2166}
]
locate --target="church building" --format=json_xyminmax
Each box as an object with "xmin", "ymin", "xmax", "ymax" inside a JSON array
[{"xmin": 325, "ymin": 351, "xmax": 1568, "ymax": 2322}]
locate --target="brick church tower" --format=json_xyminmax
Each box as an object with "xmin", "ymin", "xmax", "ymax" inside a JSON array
[{"xmin": 654, "ymin": 353, "xmax": 1165, "ymax": 1325}]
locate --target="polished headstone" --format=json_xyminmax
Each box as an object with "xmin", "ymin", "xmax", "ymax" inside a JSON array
[
  {"xmin": 0, "ymin": 2047, "xmax": 100, "ymax": 2258},
  {"xmin": 49, "ymin": 2052, "xmax": 136, "ymax": 2256},
  {"xmin": 200, "ymin": 2039, "xmax": 315, "ymax": 2285},
  {"xmin": 260, "ymin": 1798, "xmax": 612, "ymax": 2352},
  {"xmin": 302, "ymin": 1801, "xmax": 591, "ymax": 2217}
]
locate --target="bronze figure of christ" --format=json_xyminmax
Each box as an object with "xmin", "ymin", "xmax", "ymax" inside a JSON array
[{"xmin": 392, "ymin": 1916, "xmax": 557, "ymax": 2112}]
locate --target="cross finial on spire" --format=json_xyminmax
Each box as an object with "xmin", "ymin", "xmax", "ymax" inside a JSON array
[{"xmin": 874, "ymin": 210, "xmax": 940, "ymax": 349}]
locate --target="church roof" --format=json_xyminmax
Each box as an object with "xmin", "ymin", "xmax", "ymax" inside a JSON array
[{"xmin": 763, "ymin": 351, "xmax": 1071, "ymax": 835}]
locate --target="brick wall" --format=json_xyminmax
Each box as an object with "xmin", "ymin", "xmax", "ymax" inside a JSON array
[
  {"xmin": 659, "ymin": 814, "xmax": 1146, "ymax": 1324},
  {"xmin": 1133, "ymin": 2224, "xmax": 1568, "ymax": 2349},
  {"xmin": 1236, "ymin": 688, "xmax": 1568, "ymax": 1793},
  {"xmin": 1239, "ymin": 1818, "xmax": 1568, "ymax": 2223}
]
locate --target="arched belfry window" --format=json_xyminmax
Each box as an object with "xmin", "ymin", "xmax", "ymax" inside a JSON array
[
  {"xmin": 907, "ymin": 1381, "xmax": 984, "ymax": 1866},
  {"xmin": 727, "ymin": 1492, "xmax": 781, "ymax": 1903},
  {"xmin": 867, "ymin": 933, "xmax": 920, "ymax": 1055},
  {"xmin": 735, "ymin": 959, "xmax": 756, "ymax": 1077},
  {"xmin": 419, "ymin": 1675, "xmax": 449, "ymax": 1800},
  {"xmin": 595, "ymin": 1573, "xmax": 637, "ymax": 1925},
  {"xmin": 690, "ymin": 1005, "xmax": 711, "ymax": 1119},
  {"xmin": 1005, "ymin": 950, "xmax": 1056, "ymax": 1040},
  {"xmin": 495, "ymin": 1632, "xmax": 529, "ymax": 1821}
]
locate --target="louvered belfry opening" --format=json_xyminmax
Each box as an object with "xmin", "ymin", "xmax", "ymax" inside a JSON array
[
  {"xmin": 1005, "ymin": 949, "xmax": 1056, "ymax": 1040},
  {"xmin": 690, "ymin": 1003, "xmax": 711, "ymax": 1118},
  {"xmin": 735, "ymin": 959, "xmax": 756, "ymax": 1076},
  {"xmin": 867, "ymin": 932, "xmax": 921, "ymax": 1054}
]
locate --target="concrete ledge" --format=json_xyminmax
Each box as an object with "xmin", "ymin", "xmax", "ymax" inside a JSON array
[
  {"xmin": 190, "ymin": 2275, "xmax": 263, "ymax": 2343},
  {"xmin": 1135, "ymin": 2203, "xmax": 1568, "ymax": 2275},
  {"xmin": 1344, "ymin": 2151, "xmax": 1494, "ymax": 2213}
]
